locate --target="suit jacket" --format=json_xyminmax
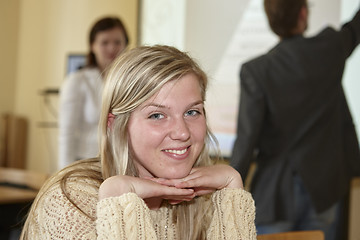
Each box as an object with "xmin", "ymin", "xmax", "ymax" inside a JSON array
[{"xmin": 231, "ymin": 8, "xmax": 360, "ymax": 224}]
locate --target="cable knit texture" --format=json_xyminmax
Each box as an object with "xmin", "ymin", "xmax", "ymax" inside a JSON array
[{"xmin": 25, "ymin": 175, "xmax": 256, "ymax": 239}]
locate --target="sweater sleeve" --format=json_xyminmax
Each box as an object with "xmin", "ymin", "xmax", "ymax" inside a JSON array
[
  {"xmin": 24, "ymin": 178, "xmax": 99, "ymax": 239},
  {"xmin": 207, "ymin": 188, "xmax": 257, "ymax": 239},
  {"xmin": 96, "ymin": 193, "xmax": 157, "ymax": 239}
]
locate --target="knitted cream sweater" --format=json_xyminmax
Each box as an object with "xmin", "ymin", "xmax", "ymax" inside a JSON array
[{"xmin": 24, "ymin": 173, "xmax": 256, "ymax": 239}]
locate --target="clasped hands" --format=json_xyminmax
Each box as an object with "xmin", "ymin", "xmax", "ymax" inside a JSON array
[{"xmin": 99, "ymin": 164, "xmax": 243, "ymax": 207}]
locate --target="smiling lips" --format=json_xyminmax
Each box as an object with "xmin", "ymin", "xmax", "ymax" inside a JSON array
[{"xmin": 163, "ymin": 147, "xmax": 189, "ymax": 155}]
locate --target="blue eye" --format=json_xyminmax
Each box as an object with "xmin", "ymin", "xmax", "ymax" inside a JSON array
[
  {"xmin": 149, "ymin": 113, "xmax": 164, "ymax": 120},
  {"xmin": 185, "ymin": 110, "xmax": 200, "ymax": 117}
]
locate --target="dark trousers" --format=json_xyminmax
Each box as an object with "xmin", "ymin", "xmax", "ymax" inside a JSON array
[{"xmin": 256, "ymin": 174, "xmax": 340, "ymax": 240}]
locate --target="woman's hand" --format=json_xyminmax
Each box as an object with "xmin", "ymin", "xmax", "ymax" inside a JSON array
[
  {"xmin": 151, "ymin": 164, "xmax": 243, "ymax": 197},
  {"xmin": 98, "ymin": 175, "xmax": 195, "ymax": 203},
  {"xmin": 98, "ymin": 165, "xmax": 243, "ymax": 206}
]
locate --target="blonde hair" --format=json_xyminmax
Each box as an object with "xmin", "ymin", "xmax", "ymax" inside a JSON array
[
  {"xmin": 100, "ymin": 45, "xmax": 220, "ymax": 239},
  {"xmin": 21, "ymin": 45, "xmax": 221, "ymax": 240},
  {"xmin": 99, "ymin": 45, "xmax": 218, "ymax": 179}
]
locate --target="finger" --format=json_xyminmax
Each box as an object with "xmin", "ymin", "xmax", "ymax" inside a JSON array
[
  {"xmin": 161, "ymin": 193, "xmax": 196, "ymax": 202},
  {"xmin": 158, "ymin": 186, "xmax": 195, "ymax": 197},
  {"xmin": 153, "ymin": 178, "xmax": 185, "ymax": 187},
  {"xmin": 165, "ymin": 194, "xmax": 196, "ymax": 204},
  {"xmin": 168, "ymin": 200, "xmax": 183, "ymax": 205},
  {"xmin": 145, "ymin": 177, "xmax": 171, "ymax": 185},
  {"xmin": 175, "ymin": 175, "xmax": 214, "ymax": 189},
  {"xmin": 193, "ymin": 187, "xmax": 214, "ymax": 196},
  {"xmin": 138, "ymin": 181, "xmax": 194, "ymax": 199},
  {"xmin": 181, "ymin": 170, "xmax": 203, "ymax": 182},
  {"xmin": 167, "ymin": 197, "xmax": 194, "ymax": 205},
  {"xmin": 188, "ymin": 167, "xmax": 199, "ymax": 175}
]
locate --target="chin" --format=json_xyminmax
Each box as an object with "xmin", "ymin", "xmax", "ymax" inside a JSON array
[{"xmin": 161, "ymin": 168, "xmax": 191, "ymax": 180}]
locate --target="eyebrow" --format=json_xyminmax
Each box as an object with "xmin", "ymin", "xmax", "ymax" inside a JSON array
[{"xmin": 141, "ymin": 100, "xmax": 204, "ymax": 111}]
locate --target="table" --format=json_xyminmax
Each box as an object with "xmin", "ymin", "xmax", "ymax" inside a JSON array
[
  {"xmin": 0, "ymin": 167, "xmax": 48, "ymax": 238},
  {"xmin": 0, "ymin": 186, "xmax": 39, "ymax": 204},
  {"xmin": 0, "ymin": 167, "xmax": 47, "ymax": 204}
]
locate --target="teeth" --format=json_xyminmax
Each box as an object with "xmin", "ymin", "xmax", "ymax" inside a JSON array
[{"xmin": 164, "ymin": 148, "xmax": 187, "ymax": 155}]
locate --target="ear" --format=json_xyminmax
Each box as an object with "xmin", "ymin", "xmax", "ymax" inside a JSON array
[
  {"xmin": 295, "ymin": 5, "xmax": 308, "ymax": 34},
  {"xmin": 298, "ymin": 5, "xmax": 308, "ymax": 23}
]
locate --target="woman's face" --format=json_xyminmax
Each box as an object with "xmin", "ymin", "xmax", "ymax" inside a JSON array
[
  {"xmin": 128, "ymin": 73, "xmax": 207, "ymax": 179},
  {"xmin": 91, "ymin": 27, "xmax": 127, "ymax": 70}
]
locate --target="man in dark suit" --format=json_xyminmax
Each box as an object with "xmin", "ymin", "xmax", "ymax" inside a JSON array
[{"xmin": 230, "ymin": 0, "xmax": 360, "ymax": 239}]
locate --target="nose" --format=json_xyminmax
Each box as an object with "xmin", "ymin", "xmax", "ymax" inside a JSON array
[{"xmin": 169, "ymin": 117, "xmax": 190, "ymax": 141}]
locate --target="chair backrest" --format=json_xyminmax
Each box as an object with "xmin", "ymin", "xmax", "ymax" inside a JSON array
[
  {"xmin": 349, "ymin": 177, "xmax": 360, "ymax": 240},
  {"xmin": 257, "ymin": 230, "xmax": 324, "ymax": 240},
  {"xmin": 0, "ymin": 113, "xmax": 28, "ymax": 168}
]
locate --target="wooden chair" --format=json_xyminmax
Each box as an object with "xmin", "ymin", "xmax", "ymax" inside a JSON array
[
  {"xmin": 0, "ymin": 113, "xmax": 28, "ymax": 168},
  {"xmin": 349, "ymin": 177, "xmax": 360, "ymax": 240},
  {"xmin": 0, "ymin": 167, "xmax": 47, "ymax": 238},
  {"xmin": 257, "ymin": 230, "xmax": 324, "ymax": 240},
  {"xmin": 0, "ymin": 167, "xmax": 48, "ymax": 191},
  {"xmin": 0, "ymin": 167, "xmax": 48, "ymax": 205}
]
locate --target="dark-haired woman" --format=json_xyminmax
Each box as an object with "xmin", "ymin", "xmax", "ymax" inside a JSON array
[{"xmin": 58, "ymin": 16, "xmax": 129, "ymax": 169}]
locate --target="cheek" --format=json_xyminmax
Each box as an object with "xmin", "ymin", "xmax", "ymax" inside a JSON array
[
  {"xmin": 129, "ymin": 123, "xmax": 164, "ymax": 153},
  {"xmin": 193, "ymin": 119, "xmax": 207, "ymax": 141},
  {"xmin": 92, "ymin": 42, "xmax": 103, "ymax": 52},
  {"xmin": 188, "ymin": 120, "xmax": 207, "ymax": 153},
  {"xmin": 128, "ymin": 124, "xmax": 146, "ymax": 151}
]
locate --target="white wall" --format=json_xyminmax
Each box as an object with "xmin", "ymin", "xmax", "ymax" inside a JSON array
[
  {"xmin": 0, "ymin": 0, "xmax": 20, "ymax": 113},
  {"xmin": 140, "ymin": 0, "xmax": 186, "ymax": 50},
  {"xmin": 342, "ymin": 0, "xmax": 360, "ymax": 139}
]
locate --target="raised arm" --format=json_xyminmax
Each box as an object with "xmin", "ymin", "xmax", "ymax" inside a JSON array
[{"xmin": 340, "ymin": 7, "xmax": 360, "ymax": 57}]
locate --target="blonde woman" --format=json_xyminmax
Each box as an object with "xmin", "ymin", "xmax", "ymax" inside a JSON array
[{"xmin": 21, "ymin": 45, "xmax": 256, "ymax": 239}]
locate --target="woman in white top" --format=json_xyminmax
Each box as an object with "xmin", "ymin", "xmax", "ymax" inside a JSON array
[{"xmin": 58, "ymin": 16, "xmax": 129, "ymax": 169}]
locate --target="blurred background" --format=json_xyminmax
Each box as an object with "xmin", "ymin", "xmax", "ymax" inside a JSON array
[
  {"xmin": 0, "ymin": 0, "xmax": 359, "ymax": 174},
  {"xmin": 0, "ymin": 1, "xmax": 359, "ymax": 239}
]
